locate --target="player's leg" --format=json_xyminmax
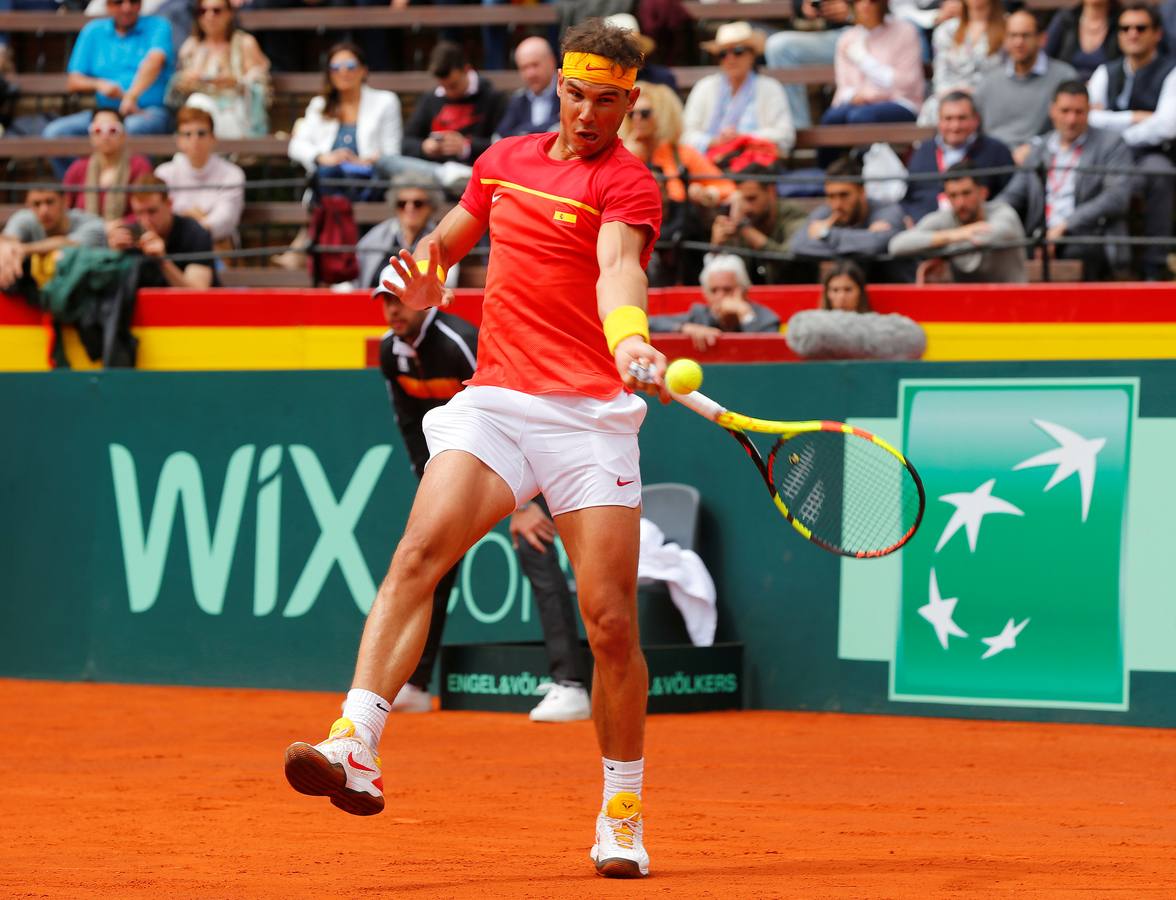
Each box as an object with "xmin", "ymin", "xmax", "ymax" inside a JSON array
[
  {"xmin": 556, "ymin": 503, "xmax": 650, "ymax": 878},
  {"xmin": 351, "ymin": 449, "xmax": 514, "ymax": 698},
  {"xmin": 284, "ymin": 449, "xmax": 516, "ymax": 815}
]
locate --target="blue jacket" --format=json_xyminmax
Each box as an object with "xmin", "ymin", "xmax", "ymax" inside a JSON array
[
  {"xmin": 902, "ymin": 133, "xmax": 1014, "ymax": 222},
  {"xmin": 494, "ymin": 83, "xmax": 559, "ymax": 139}
]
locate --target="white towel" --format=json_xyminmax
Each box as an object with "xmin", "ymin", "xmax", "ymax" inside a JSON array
[{"xmin": 637, "ymin": 518, "xmax": 717, "ymax": 647}]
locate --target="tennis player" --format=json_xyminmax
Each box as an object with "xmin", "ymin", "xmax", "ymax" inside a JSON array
[{"xmin": 284, "ymin": 19, "xmax": 667, "ymax": 879}]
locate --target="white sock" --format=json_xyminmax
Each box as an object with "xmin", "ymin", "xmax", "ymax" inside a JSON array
[
  {"xmin": 602, "ymin": 756, "xmax": 644, "ymax": 803},
  {"xmin": 341, "ymin": 688, "xmax": 390, "ymax": 750}
]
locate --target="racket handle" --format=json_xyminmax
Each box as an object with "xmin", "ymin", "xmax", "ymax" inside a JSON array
[{"xmin": 627, "ymin": 362, "xmax": 727, "ymax": 422}]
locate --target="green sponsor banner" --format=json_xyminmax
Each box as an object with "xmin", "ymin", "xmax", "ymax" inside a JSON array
[
  {"xmin": 895, "ymin": 379, "xmax": 1134, "ymax": 709},
  {"xmin": 440, "ymin": 643, "xmax": 744, "ymax": 713}
]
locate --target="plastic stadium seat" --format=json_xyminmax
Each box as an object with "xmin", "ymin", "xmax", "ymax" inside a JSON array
[{"xmin": 641, "ymin": 482, "xmax": 701, "ymax": 551}]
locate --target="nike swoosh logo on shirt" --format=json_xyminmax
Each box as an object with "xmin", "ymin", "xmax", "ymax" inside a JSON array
[
  {"xmin": 616, "ymin": 478, "xmax": 635, "ymax": 487},
  {"xmin": 491, "ymin": 192, "xmax": 503, "ymax": 203}
]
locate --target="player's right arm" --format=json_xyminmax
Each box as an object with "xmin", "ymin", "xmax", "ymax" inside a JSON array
[{"xmin": 382, "ymin": 205, "xmax": 486, "ymax": 311}]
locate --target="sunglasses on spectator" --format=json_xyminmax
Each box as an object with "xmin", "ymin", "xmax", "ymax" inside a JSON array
[
  {"xmin": 627, "ymin": 108, "xmax": 653, "ymax": 120},
  {"xmin": 396, "ymin": 198, "xmax": 429, "ymax": 209},
  {"xmin": 89, "ymin": 124, "xmax": 125, "ymax": 137},
  {"xmin": 199, "ymin": 6, "xmax": 227, "ymax": 14},
  {"xmin": 109, "ymin": 0, "xmax": 141, "ymax": 6},
  {"xmin": 178, "ymin": 129, "xmax": 210, "ymax": 138},
  {"xmin": 330, "ymin": 60, "xmax": 361, "ymax": 72},
  {"xmin": 716, "ymin": 46, "xmax": 752, "ymax": 60},
  {"xmin": 1119, "ymin": 23, "xmax": 1151, "ymax": 33}
]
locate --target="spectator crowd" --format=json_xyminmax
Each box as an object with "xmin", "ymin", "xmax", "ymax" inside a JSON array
[{"xmin": 2, "ymin": 0, "xmax": 1176, "ymax": 345}]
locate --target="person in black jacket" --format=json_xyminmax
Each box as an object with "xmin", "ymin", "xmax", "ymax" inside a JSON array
[
  {"xmin": 902, "ymin": 91, "xmax": 1015, "ymax": 223},
  {"xmin": 374, "ymin": 265, "xmax": 590, "ymax": 719},
  {"xmin": 377, "ymin": 41, "xmax": 507, "ymax": 192}
]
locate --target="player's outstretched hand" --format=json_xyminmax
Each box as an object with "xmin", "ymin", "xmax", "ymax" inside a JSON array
[
  {"xmin": 383, "ymin": 242, "xmax": 448, "ymax": 310},
  {"xmin": 617, "ymin": 336, "xmax": 671, "ymax": 404}
]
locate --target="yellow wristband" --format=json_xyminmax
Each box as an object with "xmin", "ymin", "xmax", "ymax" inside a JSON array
[
  {"xmin": 603, "ymin": 304, "xmax": 650, "ymax": 355},
  {"xmin": 416, "ymin": 258, "xmax": 447, "ymax": 283}
]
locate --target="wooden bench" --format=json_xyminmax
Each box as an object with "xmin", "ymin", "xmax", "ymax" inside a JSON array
[
  {"xmin": 0, "ymin": 120, "xmax": 926, "ymax": 161},
  {"xmin": 0, "ymin": 4, "xmax": 799, "ymax": 34},
  {"xmin": 6, "ymin": 64, "xmax": 835, "ymax": 103}
]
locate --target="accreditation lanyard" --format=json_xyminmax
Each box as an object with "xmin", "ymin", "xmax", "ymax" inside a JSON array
[
  {"xmin": 935, "ymin": 145, "xmax": 955, "ymax": 212},
  {"xmin": 1044, "ymin": 142, "xmax": 1083, "ymax": 224}
]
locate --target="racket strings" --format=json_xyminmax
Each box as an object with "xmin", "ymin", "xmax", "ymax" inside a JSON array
[{"xmin": 771, "ymin": 431, "xmax": 922, "ymax": 556}]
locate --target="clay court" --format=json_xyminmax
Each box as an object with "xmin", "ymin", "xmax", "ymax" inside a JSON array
[{"xmin": 2, "ymin": 679, "xmax": 1173, "ymax": 898}]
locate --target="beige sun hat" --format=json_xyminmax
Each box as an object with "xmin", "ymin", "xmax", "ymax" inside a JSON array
[
  {"xmin": 700, "ymin": 21, "xmax": 766, "ymax": 57},
  {"xmin": 604, "ymin": 12, "xmax": 656, "ymax": 56}
]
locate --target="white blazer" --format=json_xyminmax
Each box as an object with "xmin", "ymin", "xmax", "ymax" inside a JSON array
[{"xmin": 287, "ymin": 84, "xmax": 403, "ymax": 172}]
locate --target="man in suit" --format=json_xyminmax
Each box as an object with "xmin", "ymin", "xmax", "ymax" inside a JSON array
[
  {"xmin": 996, "ymin": 81, "xmax": 1134, "ymax": 279},
  {"xmin": 903, "ymin": 91, "xmax": 1015, "ymax": 223},
  {"xmin": 495, "ymin": 36, "xmax": 559, "ymax": 139},
  {"xmin": 1088, "ymin": 1, "xmax": 1176, "ymax": 280}
]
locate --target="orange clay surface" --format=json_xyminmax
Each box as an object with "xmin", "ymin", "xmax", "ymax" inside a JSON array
[{"xmin": 2, "ymin": 678, "xmax": 1174, "ymax": 899}]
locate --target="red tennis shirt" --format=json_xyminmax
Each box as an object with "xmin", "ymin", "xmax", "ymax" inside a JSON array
[{"xmin": 459, "ymin": 131, "xmax": 662, "ymax": 399}]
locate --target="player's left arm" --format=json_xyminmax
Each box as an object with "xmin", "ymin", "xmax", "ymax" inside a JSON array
[{"xmin": 596, "ymin": 220, "xmax": 670, "ymax": 402}]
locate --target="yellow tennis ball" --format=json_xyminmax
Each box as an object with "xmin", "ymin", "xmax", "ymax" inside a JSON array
[
  {"xmin": 666, "ymin": 358, "xmax": 703, "ymax": 394},
  {"xmin": 415, "ymin": 258, "xmax": 446, "ymax": 282}
]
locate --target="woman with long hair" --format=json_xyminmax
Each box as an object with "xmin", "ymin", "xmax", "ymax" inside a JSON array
[
  {"xmin": 1045, "ymin": 0, "xmax": 1122, "ymax": 82},
  {"xmin": 287, "ymin": 42, "xmax": 402, "ymax": 201},
  {"xmin": 62, "ymin": 108, "xmax": 153, "ymax": 222},
  {"xmin": 169, "ymin": 0, "xmax": 271, "ymax": 139},
  {"xmin": 919, "ymin": 0, "xmax": 1004, "ymax": 123},
  {"xmin": 821, "ymin": 260, "xmax": 872, "ymax": 312}
]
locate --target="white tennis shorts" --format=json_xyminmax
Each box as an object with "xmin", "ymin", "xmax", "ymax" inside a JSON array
[{"xmin": 421, "ymin": 385, "xmax": 646, "ymax": 515}]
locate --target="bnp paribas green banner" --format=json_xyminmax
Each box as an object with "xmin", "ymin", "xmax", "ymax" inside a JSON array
[{"xmin": 895, "ymin": 379, "xmax": 1135, "ymax": 709}]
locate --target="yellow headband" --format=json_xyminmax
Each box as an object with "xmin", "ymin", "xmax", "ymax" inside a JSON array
[{"xmin": 562, "ymin": 52, "xmax": 638, "ymax": 92}]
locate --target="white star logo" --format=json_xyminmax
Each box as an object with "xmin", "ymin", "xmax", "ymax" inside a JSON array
[
  {"xmin": 918, "ymin": 570, "xmax": 969, "ymax": 649},
  {"xmin": 935, "ymin": 479, "xmax": 1024, "ymax": 553},
  {"xmin": 980, "ymin": 617, "xmax": 1030, "ymax": 660},
  {"xmin": 1013, "ymin": 419, "xmax": 1105, "ymax": 522}
]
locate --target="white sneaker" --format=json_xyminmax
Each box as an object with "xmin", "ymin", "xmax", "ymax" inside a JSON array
[
  {"xmin": 529, "ymin": 682, "xmax": 591, "ymax": 723},
  {"xmin": 590, "ymin": 792, "xmax": 650, "ymax": 878},
  {"xmin": 390, "ymin": 683, "xmax": 433, "ymax": 713},
  {"xmin": 284, "ymin": 717, "xmax": 384, "ymax": 816}
]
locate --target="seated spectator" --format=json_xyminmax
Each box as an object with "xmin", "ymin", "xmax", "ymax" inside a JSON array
[
  {"xmin": 621, "ymin": 81, "xmax": 735, "ymax": 285},
  {"xmin": 288, "ymin": 42, "xmax": 402, "ymax": 202},
  {"xmin": 821, "ymin": 259, "xmax": 872, "ymax": 311},
  {"xmin": 920, "ymin": 0, "xmax": 1004, "ymax": 124},
  {"xmin": 155, "ymin": 106, "xmax": 245, "ymax": 247},
  {"xmin": 649, "ymin": 253, "xmax": 781, "ymax": 351},
  {"xmin": 1046, "ymin": 0, "xmax": 1121, "ymax": 83},
  {"xmin": 996, "ymin": 81, "xmax": 1133, "ymax": 278},
  {"xmin": 765, "ymin": 0, "xmax": 854, "ymax": 129},
  {"xmin": 354, "ymin": 176, "xmax": 459, "ymax": 291},
  {"xmin": 378, "ymin": 41, "xmax": 506, "ymax": 192},
  {"xmin": 682, "ymin": 21, "xmax": 796, "ymax": 160},
  {"xmin": 821, "ymin": 0, "xmax": 925, "ymax": 136},
  {"xmin": 889, "ymin": 162, "xmax": 1028, "ymax": 282},
  {"xmin": 785, "ymin": 259, "xmax": 927, "ymax": 359},
  {"xmin": 975, "ymin": 11, "xmax": 1078, "ymax": 161},
  {"xmin": 1088, "ymin": 2, "xmax": 1176, "ymax": 280},
  {"xmin": 63, "ymin": 109, "xmax": 154, "ymax": 223},
  {"xmin": 167, "ymin": 0, "xmax": 271, "ymax": 139},
  {"xmin": 789, "ymin": 156, "xmax": 912, "ymax": 282},
  {"xmin": 494, "ymin": 36, "xmax": 558, "ymax": 140},
  {"xmin": 42, "ymin": 0, "xmax": 174, "ymax": 153},
  {"xmin": 1, "ymin": 187, "xmax": 107, "ymax": 287},
  {"xmin": 708, "ymin": 163, "xmax": 809, "ymax": 285},
  {"xmin": 903, "ymin": 90, "xmax": 1014, "ymax": 222},
  {"xmin": 605, "ymin": 13, "xmax": 677, "ymax": 90},
  {"xmin": 109, "ymin": 173, "xmax": 219, "ymax": 289}
]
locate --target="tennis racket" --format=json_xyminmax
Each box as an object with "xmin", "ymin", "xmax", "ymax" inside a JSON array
[{"xmin": 630, "ymin": 362, "xmax": 925, "ymax": 558}]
